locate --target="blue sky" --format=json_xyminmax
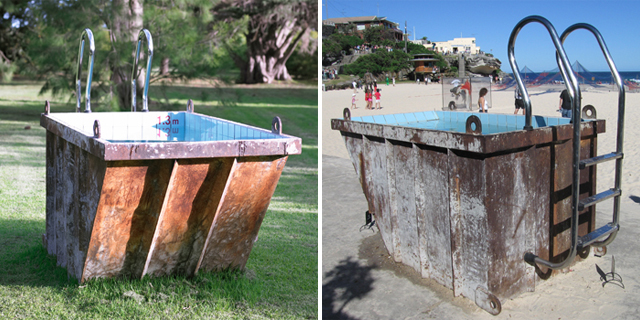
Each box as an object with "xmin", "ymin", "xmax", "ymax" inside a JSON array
[{"xmin": 322, "ymin": 0, "xmax": 640, "ymax": 72}]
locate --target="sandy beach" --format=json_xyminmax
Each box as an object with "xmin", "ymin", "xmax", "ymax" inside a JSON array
[{"xmin": 322, "ymin": 81, "xmax": 640, "ymax": 318}]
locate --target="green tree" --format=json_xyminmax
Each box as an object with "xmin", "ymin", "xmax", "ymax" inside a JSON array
[
  {"xmin": 23, "ymin": 0, "xmax": 226, "ymax": 110},
  {"xmin": 0, "ymin": 0, "xmax": 30, "ymax": 82},
  {"xmin": 212, "ymin": 0, "xmax": 317, "ymax": 84},
  {"xmin": 343, "ymin": 49, "xmax": 411, "ymax": 77}
]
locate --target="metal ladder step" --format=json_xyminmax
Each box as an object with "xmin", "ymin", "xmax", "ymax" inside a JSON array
[
  {"xmin": 578, "ymin": 223, "xmax": 619, "ymax": 248},
  {"xmin": 578, "ymin": 188, "xmax": 621, "ymax": 211},
  {"xmin": 579, "ymin": 152, "xmax": 623, "ymax": 169}
]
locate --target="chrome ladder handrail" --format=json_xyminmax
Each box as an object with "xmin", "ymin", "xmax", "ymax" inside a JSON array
[
  {"xmin": 75, "ymin": 28, "xmax": 95, "ymax": 113},
  {"xmin": 508, "ymin": 15, "xmax": 582, "ymax": 270},
  {"xmin": 559, "ymin": 23, "xmax": 624, "ymax": 250},
  {"xmin": 131, "ymin": 29, "xmax": 154, "ymax": 112}
]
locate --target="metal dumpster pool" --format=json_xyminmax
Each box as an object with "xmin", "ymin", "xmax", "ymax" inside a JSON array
[
  {"xmin": 331, "ymin": 110, "xmax": 603, "ymax": 314},
  {"xmin": 41, "ymin": 108, "xmax": 301, "ymax": 283}
]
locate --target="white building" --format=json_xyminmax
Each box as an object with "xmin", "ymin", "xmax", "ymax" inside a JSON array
[{"xmin": 433, "ymin": 37, "xmax": 480, "ymax": 55}]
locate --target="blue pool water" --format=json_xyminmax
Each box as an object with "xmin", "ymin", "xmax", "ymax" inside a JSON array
[
  {"xmin": 350, "ymin": 111, "xmax": 572, "ymax": 134},
  {"xmin": 50, "ymin": 112, "xmax": 285, "ymax": 143}
]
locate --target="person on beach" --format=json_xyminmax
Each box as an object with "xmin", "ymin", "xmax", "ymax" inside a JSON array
[
  {"xmin": 478, "ymin": 87, "xmax": 489, "ymax": 113},
  {"xmin": 352, "ymin": 80, "xmax": 357, "ymax": 93},
  {"xmin": 351, "ymin": 93, "xmax": 358, "ymax": 109},
  {"xmin": 374, "ymin": 89, "xmax": 381, "ymax": 109},
  {"xmin": 386, "ymin": 75, "xmax": 389, "ymax": 86},
  {"xmin": 392, "ymin": 76, "xmax": 395, "ymax": 86},
  {"xmin": 559, "ymin": 89, "xmax": 572, "ymax": 118},
  {"xmin": 514, "ymin": 86, "xmax": 525, "ymax": 115},
  {"xmin": 365, "ymin": 89, "xmax": 372, "ymax": 110}
]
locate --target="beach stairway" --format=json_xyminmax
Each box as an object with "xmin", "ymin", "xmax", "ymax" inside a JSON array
[{"xmin": 509, "ymin": 16, "xmax": 625, "ymax": 271}]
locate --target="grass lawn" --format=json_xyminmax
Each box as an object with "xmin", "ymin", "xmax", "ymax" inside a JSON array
[{"xmin": 0, "ymin": 81, "xmax": 318, "ymax": 319}]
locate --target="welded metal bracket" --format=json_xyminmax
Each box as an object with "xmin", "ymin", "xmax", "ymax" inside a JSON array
[{"xmin": 475, "ymin": 286, "xmax": 501, "ymax": 315}]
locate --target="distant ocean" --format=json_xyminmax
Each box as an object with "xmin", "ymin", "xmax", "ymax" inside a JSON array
[{"xmin": 507, "ymin": 71, "xmax": 640, "ymax": 84}]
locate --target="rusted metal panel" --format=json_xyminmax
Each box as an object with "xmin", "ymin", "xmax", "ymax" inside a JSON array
[
  {"xmin": 414, "ymin": 144, "xmax": 452, "ymax": 287},
  {"xmin": 485, "ymin": 148, "xmax": 536, "ymax": 298},
  {"xmin": 82, "ymin": 160, "xmax": 173, "ymax": 281},
  {"xmin": 530, "ymin": 145, "xmax": 551, "ymax": 280},
  {"xmin": 390, "ymin": 140, "xmax": 420, "ymax": 271},
  {"xmin": 198, "ymin": 156, "xmax": 287, "ymax": 272},
  {"xmin": 331, "ymin": 118, "xmax": 605, "ymax": 155},
  {"xmin": 45, "ymin": 131, "xmax": 56, "ymax": 256},
  {"xmin": 144, "ymin": 158, "xmax": 234, "ymax": 277},
  {"xmin": 448, "ymin": 150, "xmax": 489, "ymax": 299},
  {"xmin": 364, "ymin": 136, "xmax": 397, "ymax": 261}
]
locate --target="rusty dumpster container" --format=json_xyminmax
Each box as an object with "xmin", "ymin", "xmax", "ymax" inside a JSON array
[
  {"xmin": 41, "ymin": 105, "xmax": 301, "ymax": 282},
  {"xmin": 331, "ymin": 109, "xmax": 603, "ymax": 314}
]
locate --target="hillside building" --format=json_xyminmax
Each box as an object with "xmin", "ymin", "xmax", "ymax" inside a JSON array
[
  {"xmin": 323, "ymin": 16, "xmax": 404, "ymax": 41},
  {"xmin": 433, "ymin": 37, "xmax": 480, "ymax": 55}
]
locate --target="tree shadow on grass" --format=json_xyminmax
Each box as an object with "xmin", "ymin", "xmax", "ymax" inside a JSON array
[
  {"xmin": 0, "ymin": 218, "xmax": 72, "ymax": 287},
  {"xmin": 322, "ymin": 256, "xmax": 375, "ymax": 319}
]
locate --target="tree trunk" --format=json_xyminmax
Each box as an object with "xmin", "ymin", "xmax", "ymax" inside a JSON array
[
  {"xmin": 111, "ymin": 0, "xmax": 143, "ymax": 110},
  {"xmin": 242, "ymin": 18, "xmax": 302, "ymax": 84},
  {"xmin": 161, "ymin": 57, "xmax": 170, "ymax": 75}
]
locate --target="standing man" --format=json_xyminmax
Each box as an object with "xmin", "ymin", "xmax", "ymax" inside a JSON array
[
  {"xmin": 558, "ymin": 89, "xmax": 572, "ymax": 118},
  {"xmin": 514, "ymin": 86, "xmax": 525, "ymax": 115}
]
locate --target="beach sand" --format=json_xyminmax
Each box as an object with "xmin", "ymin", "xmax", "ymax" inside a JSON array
[{"xmin": 322, "ymin": 81, "xmax": 640, "ymax": 318}]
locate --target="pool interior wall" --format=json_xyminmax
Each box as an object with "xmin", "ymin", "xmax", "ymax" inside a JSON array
[
  {"xmin": 350, "ymin": 110, "xmax": 572, "ymax": 134},
  {"xmin": 48, "ymin": 112, "xmax": 285, "ymax": 142}
]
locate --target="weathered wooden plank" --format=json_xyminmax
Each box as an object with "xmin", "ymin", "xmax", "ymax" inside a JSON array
[{"xmin": 199, "ymin": 156, "xmax": 287, "ymax": 272}]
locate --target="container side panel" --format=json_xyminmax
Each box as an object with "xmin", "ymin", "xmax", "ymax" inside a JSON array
[
  {"xmin": 485, "ymin": 149, "xmax": 535, "ymax": 299},
  {"xmin": 54, "ymin": 135, "xmax": 67, "ymax": 269},
  {"xmin": 391, "ymin": 140, "xmax": 420, "ymax": 271},
  {"xmin": 532, "ymin": 145, "xmax": 551, "ymax": 283},
  {"xmin": 385, "ymin": 139, "xmax": 401, "ymax": 261},
  {"xmin": 415, "ymin": 145, "xmax": 452, "ymax": 288},
  {"xmin": 199, "ymin": 156, "xmax": 287, "ymax": 271},
  {"xmin": 551, "ymin": 138, "xmax": 596, "ymax": 264},
  {"xmin": 64, "ymin": 140, "xmax": 79, "ymax": 278},
  {"xmin": 342, "ymin": 132, "xmax": 377, "ymax": 213},
  {"xmin": 448, "ymin": 151, "xmax": 488, "ymax": 299},
  {"xmin": 83, "ymin": 161, "xmax": 172, "ymax": 281},
  {"xmin": 144, "ymin": 158, "xmax": 234, "ymax": 277},
  {"xmin": 363, "ymin": 136, "xmax": 395, "ymax": 259},
  {"xmin": 76, "ymin": 149, "xmax": 107, "ymax": 280},
  {"xmin": 45, "ymin": 132, "xmax": 56, "ymax": 256}
]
